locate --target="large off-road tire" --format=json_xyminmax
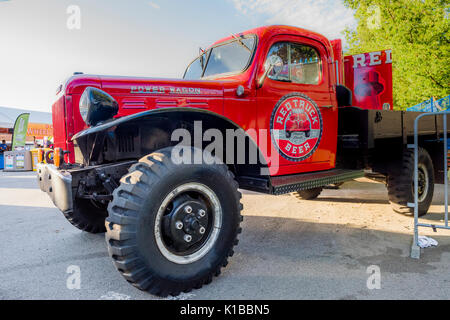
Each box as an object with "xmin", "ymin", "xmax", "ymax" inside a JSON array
[
  {"xmin": 105, "ymin": 147, "xmax": 243, "ymax": 297},
  {"xmin": 62, "ymin": 198, "xmax": 108, "ymax": 233},
  {"xmin": 294, "ymin": 187, "xmax": 323, "ymax": 200},
  {"xmin": 387, "ymin": 147, "xmax": 434, "ymax": 217}
]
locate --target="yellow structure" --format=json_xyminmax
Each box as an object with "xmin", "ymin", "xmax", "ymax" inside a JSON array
[{"xmin": 30, "ymin": 148, "xmax": 52, "ymax": 171}]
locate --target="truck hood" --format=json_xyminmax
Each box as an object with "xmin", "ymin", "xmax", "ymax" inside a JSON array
[
  {"xmin": 99, "ymin": 75, "xmax": 225, "ymax": 97},
  {"xmin": 64, "ymin": 74, "xmax": 228, "ymax": 118},
  {"xmin": 100, "ymin": 76, "xmax": 226, "ymax": 117},
  {"xmin": 64, "ymin": 74, "xmax": 226, "ymax": 96}
]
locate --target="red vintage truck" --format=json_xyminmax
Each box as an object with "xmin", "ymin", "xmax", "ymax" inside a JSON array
[{"xmin": 37, "ymin": 25, "xmax": 448, "ymax": 296}]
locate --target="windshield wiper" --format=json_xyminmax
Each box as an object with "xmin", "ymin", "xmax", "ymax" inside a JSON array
[
  {"xmin": 231, "ymin": 33, "xmax": 251, "ymax": 52},
  {"xmin": 199, "ymin": 47, "xmax": 206, "ymax": 69}
]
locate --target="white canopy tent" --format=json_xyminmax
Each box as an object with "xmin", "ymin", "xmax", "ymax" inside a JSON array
[{"xmin": 0, "ymin": 106, "xmax": 52, "ymax": 128}]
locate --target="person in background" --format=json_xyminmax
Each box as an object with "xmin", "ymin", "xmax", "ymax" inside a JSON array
[{"xmin": 0, "ymin": 140, "xmax": 8, "ymax": 153}]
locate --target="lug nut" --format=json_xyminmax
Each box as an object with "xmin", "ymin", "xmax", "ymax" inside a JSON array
[
  {"xmin": 198, "ymin": 209, "xmax": 206, "ymax": 217},
  {"xmin": 184, "ymin": 206, "xmax": 192, "ymax": 214},
  {"xmin": 199, "ymin": 227, "xmax": 206, "ymax": 234},
  {"xmin": 175, "ymin": 221, "xmax": 183, "ymax": 230},
  {"xmin": 184, "ymin": 234, "xmax": 192, "ymax": 243}
]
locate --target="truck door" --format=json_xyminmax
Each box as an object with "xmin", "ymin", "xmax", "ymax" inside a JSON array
[{"xmin": 256, "ymin": 35, "xmax": 338, "ymax": 176}]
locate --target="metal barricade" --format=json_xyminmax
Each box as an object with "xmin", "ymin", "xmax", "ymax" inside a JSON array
[{"xmin": 409, "ymin": 111, "xmax": 450, "ymax": 259}]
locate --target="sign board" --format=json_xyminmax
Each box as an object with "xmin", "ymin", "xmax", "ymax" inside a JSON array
[
  {"xmin": 5, "ymin": 154, "xmax": 14, "ymax": 170},
  {"xmin": 407, "ymin": 95, "xmax": 450, "ymax": 112},
  {"xmin": 3, "ymin": 151, "xmax": 32, "ymax": 171},
  {"xmin": 344, "ymin": 49, "xmax": 393, "ymax": 110},
  {"xmin": 435, "ymin": 95, "xmax": 450, "ymax": 111},
  {"xmin": 15, "ymin": 154, "xmax": 25, "ymax": 169},
  {"xmin": 27, "ymin": 123, "xmax": 54, "ymax": 138},
  {"xmin": 11, "ymin": 113, "xmax": 30, "ymax": 150}
]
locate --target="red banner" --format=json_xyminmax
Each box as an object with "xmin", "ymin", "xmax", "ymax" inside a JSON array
[{"xmin": 344, "ymin": 49, "xmax": 393, "ymax": 110}]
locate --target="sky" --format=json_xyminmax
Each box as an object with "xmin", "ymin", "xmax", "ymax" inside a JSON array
[{"xmin": 0, "ymin": 0, "xmax": 355, "ymax": 112}]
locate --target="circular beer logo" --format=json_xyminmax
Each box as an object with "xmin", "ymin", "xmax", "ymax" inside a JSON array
[{"xmin": 270, "ymin": 93, "xmax": 323, "ymax": 162}]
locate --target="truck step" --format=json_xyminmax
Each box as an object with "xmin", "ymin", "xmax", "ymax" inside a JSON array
[{"xmin": 270, "ymin": 169, "xmax": 365, "ymax": 195}]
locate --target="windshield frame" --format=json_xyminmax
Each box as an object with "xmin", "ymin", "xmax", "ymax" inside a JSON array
[{"xmin": 183, "ymin": 34, "xmax": 258, "ymax": 80}]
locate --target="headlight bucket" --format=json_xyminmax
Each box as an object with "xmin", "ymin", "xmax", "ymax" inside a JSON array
[{"xmin": 79, "ymin": 87, "xmax": 119, "ymax": 126}]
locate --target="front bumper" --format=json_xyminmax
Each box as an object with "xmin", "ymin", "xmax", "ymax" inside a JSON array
[{"xmin": 37, "ymin": 163, "xmax": 73, "ymax": 213}]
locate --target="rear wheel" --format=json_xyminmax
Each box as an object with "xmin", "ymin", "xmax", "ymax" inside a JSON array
[
  {"xmin": 105, "ymin": 147, "xmax": 242, "ymax": 297},
  {"xmin": 62, "ymin": 198, "xmax": 107, "ymax": 233},
  {"xmin": 387, "ymin": 147, "xmax": 434, "ymax": 216},
  {"xmin": 294, "ymin": 187, "xmax": 323, "ymax": 200}
]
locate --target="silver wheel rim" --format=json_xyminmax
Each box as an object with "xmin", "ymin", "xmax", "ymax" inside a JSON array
[
  {"xmin": 417, "ymin": 163, "xmax": 429, "ymax": 202},
  {"xmin": 154, "ymin": 182, "xmax": 222, "ymax": 264}
]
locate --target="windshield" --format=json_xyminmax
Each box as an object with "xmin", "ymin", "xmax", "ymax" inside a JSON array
[{"xmin": 184, "ymin": 35, "xmax": 256, "ymax": 80}]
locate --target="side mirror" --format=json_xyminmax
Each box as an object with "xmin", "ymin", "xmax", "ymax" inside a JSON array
[{"xmin": 258, "ymin": 55, "xmax": 283, "ymax": 88}]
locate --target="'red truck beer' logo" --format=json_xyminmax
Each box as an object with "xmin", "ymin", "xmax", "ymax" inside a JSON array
[{"xmin": 270, "ymin": 93, "xmax": 323, "ymax": 162}]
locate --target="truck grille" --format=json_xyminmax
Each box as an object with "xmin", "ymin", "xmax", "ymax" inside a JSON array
[{"xmin": 118, "ymin": 135, "xmax": 135, "ymax": 153}]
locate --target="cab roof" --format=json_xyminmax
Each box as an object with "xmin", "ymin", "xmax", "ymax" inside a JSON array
[{"xmin": 211, "ymin": 25, "xmax": 333, "ymax": 50}]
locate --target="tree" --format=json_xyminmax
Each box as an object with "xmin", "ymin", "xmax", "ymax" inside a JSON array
[{"xmin": 343, "ymin": 0, "xmax": 449, "ymax": 109}]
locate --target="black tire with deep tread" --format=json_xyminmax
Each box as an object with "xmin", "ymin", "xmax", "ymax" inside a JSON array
[
  {"xmin": 294, "ymin": 187, "xmax": 323, "ymax": 200},
  {"xmin": 387, "ymin": 147, "xmax": 434, "ymax": 217},
  {"xmin": 62, "ymin": 198, "xmax": 108, "ymax": 233},
  {"xmin": 105, "ymin": 147, "xmax": 243, "ymax": 297}
]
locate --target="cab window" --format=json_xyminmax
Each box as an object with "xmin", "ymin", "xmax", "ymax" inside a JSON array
[
  {"xmin": 184, "ymin": 36, "xmax": 256, "ymax": 80},
  {"xmin": 267, "ymin": 42, "xmax": 322, "ymax": 85}
]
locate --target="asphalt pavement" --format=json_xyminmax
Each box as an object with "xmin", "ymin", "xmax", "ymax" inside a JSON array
[{"xmin": 0, "ymin": 171, "xmax": 449, "ymax": 300}]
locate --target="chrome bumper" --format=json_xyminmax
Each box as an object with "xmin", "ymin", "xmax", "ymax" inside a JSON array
[{"xmin": 37, "ymin": 163, "xmax": 73, "ymax": 213}]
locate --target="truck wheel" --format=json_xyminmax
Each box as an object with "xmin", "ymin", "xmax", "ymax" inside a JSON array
[
  {"xmin": 387, "ymin": 148, "xmax": 434, "ymax": 217},
  {"xmin": 63, "ymin": 198, "xmax": 107, "ymax": 233},
  {"xmin": 294, "ymin": 187, "xmax": 323, "ymax": 200},
  {"xmin": 105, "ymin": 147, "xmax": 243, "ymax": 297}
]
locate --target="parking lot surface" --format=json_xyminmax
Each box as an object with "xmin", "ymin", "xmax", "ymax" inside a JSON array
[{"xmin": 0, "ymin": 171, "xmax": 449, "ymax": 300}]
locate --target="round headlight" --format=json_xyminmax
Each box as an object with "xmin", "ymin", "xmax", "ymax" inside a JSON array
[
  {"xmin": 79, "ymin": 92, "xmax": 89, "ymax": 123},
  {"xmin": 79, "ymin": 87, "xmax": 119, "ymax": 126}
]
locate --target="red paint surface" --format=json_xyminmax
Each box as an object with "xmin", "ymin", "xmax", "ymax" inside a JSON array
[
  {"xmin": 344, "ymin": 50, "xmax": 393, "ymax": 110},
  {"xmin": 330, "ymin": 39, "xmax": 344, "ymax": 85}
]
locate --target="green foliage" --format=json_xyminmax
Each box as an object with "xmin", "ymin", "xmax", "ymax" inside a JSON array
[{"xmin": 343, "ymin": 0, "xmax": 449, "ymax": 109}]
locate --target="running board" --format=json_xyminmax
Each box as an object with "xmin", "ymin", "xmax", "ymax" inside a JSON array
[{"xmin": 270, "ymin": 169, "xmax": 365, "ymax": 195}]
